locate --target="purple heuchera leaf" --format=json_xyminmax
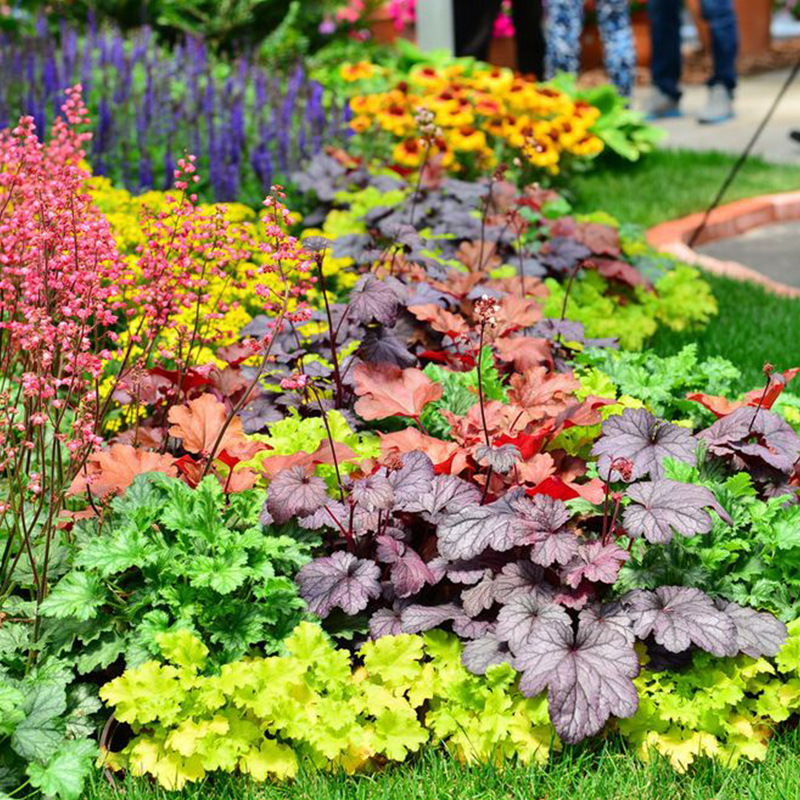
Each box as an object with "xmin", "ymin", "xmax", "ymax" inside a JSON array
[
  {"xmin": 348, "ymin": 274, "xmax": 401, "ymax": 326},
  {"xmin": 623, "ymin": 479, "xmax": 732, "ymax": 544},
  {"xmin": 579, "ymin": 602, "xmax": 635, "ymax": 645},
  {"xmin": 387, "ymin": 452, "xmax": 435, "ymax": 510},
  {"xmin": 493, "ymin": 560, "xmax": 545, "ymax": 597},
  {"xmin": 267, "ymin": 467, "xmax": 329, "ymax": 524},
  {"xmin": 369, "ymin": 607, "xmax": 404, "ymax": 639},
  {"xmin": 462, "ymin": 632, "xmax": 512, "ymax": 675},
  {"xmin": 698, "ymin": 406, "xmax": 800, "ymax": 477},
  {"xmin": 400, "ymin": 603, "xmax": 460, "ymax": 633},
  {"xmin": 513, "ymin": 620, "xmax": 639, "ymax": 743},
  {"xmin": 296, "ymin": 552, "xmax": 381, "ymax": 617},
  {"xmin": 592, "ymin": 408, "xmax": 697, "ymax": 481},
  {"xmin": 375, "ymin": 535, "xmax": 437, "ymax": 598},
  {"xmin": 357, "ymin": 326, "xmax": 416, "ymax": 368},
  {"xmin": 397, "ymin": 472, "xmax": 481, "ymax": 522},
  {"xmin": 438, "ymin": 491, "xmax": 569, "ymax": 561},
  {"xmin": 561, "ymin": 542, "xmax": 629, "ymax": 589},
  {"xmin": 714, "ymin": 599, "xmax": 787, "ymax": 658},
  {"xmin": 452, "ymin": 614, "xmax": 494, "ymax": 639},
  {"xmin": 496, "ymin": 592, "xmax": 570, "ymax": 652},
  {"xmin": 623, "ymin": 586, "xmax": 737, "ymax": 657},
  {"xmin": 461, "ymin": 570, "xmax": 496, "ymax": 617},
  {"xmin": 351, "ymin": 473, "xmax": 395, "ymax": 511},
  {"xmin": 529, "ymin": 528, "xmax": 580, "ymax": 567}
]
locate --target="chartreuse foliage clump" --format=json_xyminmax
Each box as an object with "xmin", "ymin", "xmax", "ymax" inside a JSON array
[
  {"xmin": 99, "ymin": 624, "xmax": 559, "ymax": 790},
  {"xmin": 100, "ymin": 620, "xmax": 800, "ymax": 788},
  {"xmin": 575, "ymin": 344, "xmax": 741, "ymax": 423},
  {"xmin": 39, "ymin": 473, "xmax": 317, "ymax": 671},
  {"xmin": 621, "ymin": 619, "xmax": 800, "ymax": 772},
  {"xmin": 545, "ymin": 266, "xmax": 717, "ymax": 350}
]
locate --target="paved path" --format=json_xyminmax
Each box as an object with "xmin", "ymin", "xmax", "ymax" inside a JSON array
[
  {"xmin": 634, "ymin": 69, "xmax": 800, "ymax": 164},
  {"xmin": 697, "ymin": 219, "xmax": 800, "ymax": 289}
]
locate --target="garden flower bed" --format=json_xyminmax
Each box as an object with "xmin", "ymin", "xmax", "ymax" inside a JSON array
[{"xmin": 2, "ymin": 29, "xmax": 800, "ymax": 800}]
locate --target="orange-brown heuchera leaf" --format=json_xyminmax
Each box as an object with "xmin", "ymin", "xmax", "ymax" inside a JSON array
[
  {"xmin": 69, "ymin": 444, "xmax": 177, "ymax": 498},
  {"xmin": 168, "ymin": 394, "xmax": 261, "ymax": 459},
  {"xmin": 687, "ymin": 367, "xmax": 800, "ymax": 418},
  {"xmin": 407, "ymin": 304, "xmax": 470, "ymax": 336},
  {"xmin": 353, "ymin": 363, "xmax": 443, "ymax": 421},
  {"xmin": 379, "ymin": 427, "xmax": 468, "ymax": 474},
  {"xmin": 507, "ymin": 367, "xmax": 580, "ymax": 421},
  {"xmin": 494, "ymin": 336, "xmax": 552, "ymax": 371}
]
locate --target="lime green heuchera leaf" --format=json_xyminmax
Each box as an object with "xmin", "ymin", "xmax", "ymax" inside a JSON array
[{"xmin": 360, "ymin": 635, "xmax": 424, "ymax": 688}]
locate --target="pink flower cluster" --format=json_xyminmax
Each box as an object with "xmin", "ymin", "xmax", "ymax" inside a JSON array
[{"xmin": 0, "ymin": 85, "xmax": 125, "ymax": 470}]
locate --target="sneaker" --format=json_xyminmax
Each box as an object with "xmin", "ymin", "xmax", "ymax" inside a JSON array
[
  {"xmin": 641, "ymin": 88, "xmax": 682, "ymax": 119},
  {"xmin": 790, "ymin": 130, "xmax": 800, "ymax": 145},
  {"xmin": 697, "ymin": 85, "xmax": 734, "ymax": 124}
]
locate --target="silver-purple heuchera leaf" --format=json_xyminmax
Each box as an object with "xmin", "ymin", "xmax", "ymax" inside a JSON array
[
  {"xmin": 438, "ymin": 491, "xmax": 573, "ymax": 561},
  {"xmin": 561, "ymin": 541, "xmax": 630, "ymax": 589},
  {"xmin": 492, "ymin": 560, "xmax": 546, "ymax": 597},
  {"xmin": 714, "ymin": 599, "xmax": 787, "ymax": 658},
  {"xmin": 529, "ymin": 527, "xmax": 580, "ymax": 567},
  {"xmin": 579, "ymin": 602, "xmax": 635, "ymax": 645},
  {"xmin": 267, "ymin": 466, "xmax": 330, "ymax": 524},
  {"xmin": 400, "ymin": 603, "xmax": 461, "ymax": 633},
  {"xmin": 437, "ymin": 493, "xmax": 528, "ymax": 560},
  {"xmin": 375, "ymin": 535, "xmax": 437, "ymax": 598},
  {"xmin": 348, "ymin": 274, "xmax": 401, "ymax": 326},
  {"xmin": 475, "ymin": 443, "xmax": 521, "ymax": 474},
  {"xmin": 623, "ymin": 586, "xmax": 737, "ymax": 657},
  {"xmin": 623, "ymin": 479, "xmax": 732, "ymax": 544},
  {"xmin": 698, "ymin": 407, "xmax": 800, "ymax": 477},
  {"xmin": 397, "ymin": 473, "xmax": 481, "ymax": 522},
  {"xmin": 369, "ymin": 607, "xmax": 404, "ymax": 638},
  {"xmin": 461, "ymin": 570, "xmax": 497, "ymax": 617},
  {"xmin": 592, "ymin": 408, "xmax": 697, "ymax": 481},
  {"xmin": 495, "ymin": 592, "xmax": 570, "ymax": 652},
  {"xmin": 452, "ymin": 613, "xmax": 494, "ymax": 639},
  {"xmin": 512, "ymin": 620, "xmax": 640, "ymax": 743},
  {"xmin": 296, "ymin": 552, "xmax": 382, "ymax": 617},
  {"xmin": 387, "ymin": 451, "xmax": 435, "ymax": 509},
  {"xmin": 462, "ymin": 632, "xmax": 512, "ymax": 675},
  {"xmin": 351, "ymin": 473, "xmax": 395, "ymax": 511}
]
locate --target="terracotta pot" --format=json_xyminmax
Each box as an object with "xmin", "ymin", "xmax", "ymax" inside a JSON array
[
  {"xmin": 687, "ymin": 0, "xmax": 772, "ymax": 60},
  {"xmin": 581, "ymin": 9, "xmax": 651, "ymax": 70},
  {"xmin": 368, "ymin": 6, "xmax": 399, "ymax": 44},
  {"xmin": 488, "ymin": 36, "xmax": 517, "ymax": 69}
]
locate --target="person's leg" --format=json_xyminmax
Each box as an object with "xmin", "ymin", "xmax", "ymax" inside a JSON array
[
  {"xmin": 596, "ymin": 0, "xmax": 636, "ymax": 96},
  {"xmin": 700, "ymin": 0, "xmax": 738, "ymax": 92},
  {"xmin": 511, "ymin": 0, "xmax": 546, "ymax": 78},
  {"xmin": 647, "ymin": 0, "xmax": 682, "ymax": 100},
  {"xmin": 453, "ymin": 0, "xmax": 505, "ymax": 62},
  {"xmin": 544, "ymin": 0, "xmax": 583, "ymax": 80}
]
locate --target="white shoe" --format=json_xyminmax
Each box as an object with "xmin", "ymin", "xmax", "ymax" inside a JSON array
[{"xmin": 697, "ymin": 85, "xmax": 734, "ymax": 125}]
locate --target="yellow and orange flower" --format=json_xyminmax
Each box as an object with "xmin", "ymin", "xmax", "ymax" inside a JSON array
[{"xmin": 340, "ymin": 61, "xmax": 376, "ymax": 82}]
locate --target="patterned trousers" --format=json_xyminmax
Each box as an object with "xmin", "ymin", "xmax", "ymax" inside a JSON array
[{"xmin": 545, "ymin": 0, "xmax": 636, "ymax": 96}]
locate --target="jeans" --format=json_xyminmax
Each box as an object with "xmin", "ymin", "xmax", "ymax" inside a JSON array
[
  {"xmin": 453, "ymin": 0, "xmax": 546, "ymax": 78},
  {"xmin": 648, "ymin": 0, "xmax": 739, "ymax": 99},
  {"xmin": 545, "ymin": 0, "xmax": 636, "ymax": 97}
]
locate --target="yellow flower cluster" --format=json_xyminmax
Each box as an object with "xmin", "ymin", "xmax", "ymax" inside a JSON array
[{"xmin": 343, "ymin": 62, "xmax": 604, "ymax": 175}]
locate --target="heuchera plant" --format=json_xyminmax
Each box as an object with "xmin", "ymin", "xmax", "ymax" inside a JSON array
[{"xmin": 286, "ymin": 404, "xmax": 790, "ymax": 743}]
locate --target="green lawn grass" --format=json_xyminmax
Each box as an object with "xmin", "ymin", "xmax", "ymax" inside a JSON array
[
  {"xmin": 570, "ymin": 148, "xmax": 800, "ymax": 229},
  {"xmin": 85, "ymin": 730, "xmax": 800, "ymax": 800}
]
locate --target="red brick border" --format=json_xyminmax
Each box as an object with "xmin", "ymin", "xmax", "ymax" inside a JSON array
[{"xmin": 646, "ymin": 191, "xmax": 800, "ymax": 298}]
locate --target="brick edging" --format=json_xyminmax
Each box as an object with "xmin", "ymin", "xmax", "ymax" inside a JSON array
[{"xmin": 646, "ymin": 191, "xmax": 800, "ymax": 298}]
